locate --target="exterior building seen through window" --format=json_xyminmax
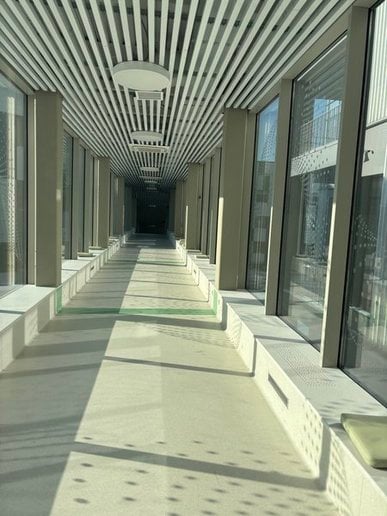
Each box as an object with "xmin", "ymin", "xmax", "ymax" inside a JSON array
[
  {"xmin": 246, "ymin": 97, "xmax": 279, "ymax": 301},
  {"xmin": 62, "ymin": 131, "xmax": 73, "ymax": 259},
  {"xmin": 0, "ymin": 72, "xmax": 27, "ymax": 298},
  {"xmin": 278, "ymin": 37, "xmax": 347, "ymax": 349},
  {"xmin": 341, "ymin": 0, "xmax": 387, "ymax": 406}
]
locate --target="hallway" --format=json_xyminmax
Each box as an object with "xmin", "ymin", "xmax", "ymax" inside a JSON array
[{"xmin": 0, "ymin": 236, "xmax": 336, "ymax": 516}]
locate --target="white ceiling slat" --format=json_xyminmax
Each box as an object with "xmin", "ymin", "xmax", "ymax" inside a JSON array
[
  {"xmin": 163, "ymin": 0, "xmax": 233, "ymax": 179},
  {"xmin": 3, "ymin": 1, "xmax": 124, "ymax": 173},
  {"xmin": 162, "ymin": 0, "xmax": 216, "ymax": 175},
  {"xmin": 245, "ymin": 0, "xmax": 353, "ymax": 109},
  {"xmin": 91, "ymin": 0, "xmax": 142, "ymax": 174},
  {"xmin": 75, "ymin": 0, "xmax": 135, "ymax": 166},
  {"xmin": 31, "ymin": 0, "xmax": 128, "ymax": 170},
  {"xmin": 1, "ymin": 0, "xmax": 352, "ymax": 187},
  {"xmin": 52, "ymin": 0, "xmax": 134, "ymax": 172},
  {"xmin": 166, "ymin": 0, "xmax": 262, "ymax": 182}
]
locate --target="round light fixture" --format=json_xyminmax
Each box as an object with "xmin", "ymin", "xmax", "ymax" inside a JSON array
[
  {"xmin": 132, "ymin": 130, "xmax": 163, "ymax": 143},
  {"xmin": 112, "ymin": 61, "xmax": 170, "ymax": 91}
]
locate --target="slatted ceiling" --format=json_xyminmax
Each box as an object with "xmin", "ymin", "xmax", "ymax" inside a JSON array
[{"xmin": 1, "ymin": 0, "xmax": 353, "ymax": 187}]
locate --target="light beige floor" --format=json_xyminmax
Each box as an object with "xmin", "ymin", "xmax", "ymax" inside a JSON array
[{"xmin": 0, "ymin": 235, "xmax": 337, "ymax": 515}]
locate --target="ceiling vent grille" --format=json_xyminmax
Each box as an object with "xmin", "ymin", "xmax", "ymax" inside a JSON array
[
  {"xmin": 139, "ymin": 167, "xmax": 162, "ymax": 178},
  {"xmin": 135, "ymin": 90, "xmax": 164, "ymax": 101},
  {"xmin": 129, "ymin": 144, "xmax": 169, "ymax": 153}
]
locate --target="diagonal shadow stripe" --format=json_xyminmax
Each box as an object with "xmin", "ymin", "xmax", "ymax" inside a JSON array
[
  {"xmin": 104, "ymin": 355, "xmax": 251, "ymax": 377},
  {"xmin": 70, "ymin": 441, "xmax": 321, "ymax": 490},
  {"xmin": 59, "ymin": 307, "xmax": 215, "ymax": 316}
]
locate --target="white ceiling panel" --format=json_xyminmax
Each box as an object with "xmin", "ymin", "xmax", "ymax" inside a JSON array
[{"xmin": 0, "ymin": 0, "xmax": 354, "ymax": 188}]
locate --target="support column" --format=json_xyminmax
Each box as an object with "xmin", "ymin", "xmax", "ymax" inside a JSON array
[
  {"xmin": 124, "ymin": 185, "xmax": 133, "ymax": 231},
  {"xmin": 83, "ymin": 149, "xmax": 93, "ymax": 251},
  {"xmin": 97, "ymin": 157, "xmax": 110, "ymax": 248},
  {"xmin": 265, "ymin": 80, "xmax": 292, "ymax": 314},
  {"xmin": 320, "ymin": 7, "xmax": 369, "ymax": 367},
  {"xmin": 71, "ymin": 138, "xmax": 81, "ymax": 259},
  {"xmin": 174, "ymin": 180, "xmax": 184, "ymax": 238},
  {"xmin": 208, "ymin": 148, "xmax": 221, "ymax": 264},
  {"xmin": 200, "ymin": 158, "xmax": 211, "ymax": 255},
  {"xmin": 115, "ymin": 176, "xmax": 125, "ymax": 236},
  {"xmin": 35, "ymin": 91, "xmax": 63, "ymax": 287},
  {"xmin": 168, "ymin": 189, "xmax": 175, "ymax": 232},
  {"xmin": 184, "ymin": 163, "xmax": 203, "ymax": 250},
  {"xmin": 215, "ymin": 108, "xmax": 255, "ymax": 290}
]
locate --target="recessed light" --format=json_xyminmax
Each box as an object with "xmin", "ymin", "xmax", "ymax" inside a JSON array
[
  {"xmin": 132, "ymin": 130, "xmax": 163, "ymax": 143},
  {"xmin": 112, "ymin": 61, "xmax": 170, "ymax": 91}
]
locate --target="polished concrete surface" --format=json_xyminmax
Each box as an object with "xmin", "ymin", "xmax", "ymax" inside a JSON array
[{"xmin": 0, "ymin": 235, "xmax": 337, "ymax": 515}]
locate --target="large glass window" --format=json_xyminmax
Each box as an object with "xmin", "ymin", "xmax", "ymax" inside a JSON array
[
  {"xmin": 246, "ymin": 98, "xmax": 279, "ymax": 301},
  {"xmin": 341, "ymin": 0, "xmax": 387, "ymax": 405},
  {"xmin": 62, "ymin": 132, "xmax": 73, "ymax": 259},
  {"xmin": 0, "ymin": 73, "xmax": 27, "ymax": 297},
  {"xmin": 278, "ymin": 38, "xmax": 347, "ymax": 348}
]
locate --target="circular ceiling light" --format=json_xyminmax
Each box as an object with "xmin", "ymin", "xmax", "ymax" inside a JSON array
[
  {"xmin": 112, "ymin": 61, "xmax": 170, "ymax": 90},
  {"xmin": 132, "ymin": 130, "xmax": 163, "ymax": 143}
]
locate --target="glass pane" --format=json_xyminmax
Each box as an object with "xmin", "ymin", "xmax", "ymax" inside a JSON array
[
  {"xmin": 246, "ymin": 97, "xmax": 279, "ymax": 301},
  {"xmin": 78, "ymin": 147, "xmax": 86, "ymax": 252},
  {"xmin": 278, "ymin": 38, "xmax": 347, "ymax": 348},
  {"xmin": 62, "ymin": 132, "xmax": 73, "ymax": 259},
  {"xmin": 0, "ymin": 72, "xmax": 27, "ymax": 297},
  {"xmin": 341, "ymin": 0, "xmax": 387, "ymax": 405}
]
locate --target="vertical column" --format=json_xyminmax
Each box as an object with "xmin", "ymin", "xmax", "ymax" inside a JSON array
[
  {"xmin": 264, "ymin": 80, "xmax": 292, "ymax": 314},
  {"xmin": 83, "ymin": 149, "xmax": 93, "ymax": 252},
  {"xmin": 320, "ymin": 7, "xmax": 369, "ymax": 367},
  {"xmin": 208, "ymin": 148, "xmax": 221, "ymax": 264},
  {"xmin": 215, "ymin": 109, "xmax": 254, "ymax": 290},
  {"xmin": 124, "ymin": 185, "xmax": 133, "ymax": 231},
  {"xmin": 174, "ymin": 180, "xmax": 183, "ymax": 237},
  {"xmin": 184, "ymin": 163, "xmax": 202, "ymax": 250},
  {"xmin": 71, "ymin": 138, "xmax": 81, "ymax": 259},
  {"xmin": 115, "ymin": 176, "xmax": 125, "ymax": 236},
  {"xmin": 97, "ymin": 157, "xmax": 110, "ymax": 248},
  {"xmin": 200, "ymin": 158, "xmax": 211, "ymax": 255},
  {"xmin": 35, "ymin": 91, "xmax": 63, "ymax": 287},
  {"xmin": 27, "ymin": 95, "xmax": 36, "ymax": 283},
  {"xmin": 168, "ymin": 189, "xmax": 175, "ymax": 232}
]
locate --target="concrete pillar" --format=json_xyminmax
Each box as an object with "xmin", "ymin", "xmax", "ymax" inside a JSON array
[
  {"xmin": 83, "ymin": 149, "xmax": 93, "ymax": 251},
  {"xmin": 115, "ymin": 176, "xmax": 125, "ymax": 236},
  {"xmin": 169, "ymin": 189, "xmax": 175, "ymax": 232},
  {"xmin": 215, "ymin": 108, "xmax": 255, "ymax": 290},
  {"xmin": 208, "ymin": 148, "xmax": 221, "ymax": 264},
  {"xmin": 200, "ymin": 158, "xmax": 211, "ymax": 255},
  {"xmin": 71, "ymin": 138, "xmax": 81, "ymax": 259},
  {"xmin": 321, "ymin": 7, "xmax": 369, "ymax": 367},
  {"xmin": 184, "ymin": 163, "xmax": 203, "ymax": 250},
  {"xmin": 174, "ymin": 181, "xmax": 184, "ymax": 238},
  {"xmin": 124, "ymin": 185, "xmax": 133, "ymax": 231},
  {"xmin": 97, "ymin": 157, "xmax": 110, "ymax": 248},
  {"xmin": 35, "ymin": 91, "xmax": 63, "ymax": 287}
]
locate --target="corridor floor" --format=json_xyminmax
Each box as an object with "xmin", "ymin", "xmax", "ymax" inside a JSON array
[{"xmin": 0, "ymin": 236, "xmax": 336, "ymax": 516}]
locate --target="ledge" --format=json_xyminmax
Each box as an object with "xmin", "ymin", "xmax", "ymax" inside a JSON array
[
  {"xmin": 172, "ymin": 236, "xmax": 387, "ymax": 516},
  {"xmin": 0, "ymin": 235, "xmax": 127, "ymax": 372}
]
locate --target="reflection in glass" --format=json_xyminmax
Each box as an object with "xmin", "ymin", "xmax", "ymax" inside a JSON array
[
  {"xmin": 341, "ymin": 0, "xmax": 387, "ymax": 405},
  {"xmin": 278, "ymin": 38, "xmax": 347, "ymax": 348},
  {"xmin": 0, "ymin": 72, "xmax": 27, "ymax": 297},
  {"xmin": 62, "ymin": 132, "xmax": 73, "ymax": 259},
  {"xmin": 246, "ymin": 98, "xmax": 279, "ymax": 301}
]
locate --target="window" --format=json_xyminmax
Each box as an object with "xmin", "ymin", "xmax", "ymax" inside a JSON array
[
  {"xmin": 0, "ymin": 72, "xmax": 27, "ymax": 297},
  {"xmin": 62, "ymin": 132, "xmax": 73, "ymax": 259},
  {"xmin": 341, "ymin": 0, "xmax": 387, "ymax": 405},
  {"xmin": 278, "ymin": 37, "xmax": 347, "ymax": 348},
  {"xmin": 246, "ymin": 98, "xmax": 279, "ymax": 301}
]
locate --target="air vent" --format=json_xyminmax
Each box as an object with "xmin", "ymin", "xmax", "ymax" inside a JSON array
[
  {"xmin": 140, "ymin": 166, "xmax": 160, "ymax": 173},
  {"xmin": 136, "ymin": 90, "xmax": 164, "ymax": 101},
  {"xmin": 129, "ymin": 144, "xmax": 169, "ymax": 154}
]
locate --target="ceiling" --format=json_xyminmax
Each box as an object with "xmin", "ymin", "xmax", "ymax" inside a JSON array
[{"xmin": 0, "ymin": 0, "xmax": 354, "ymax": 188}]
